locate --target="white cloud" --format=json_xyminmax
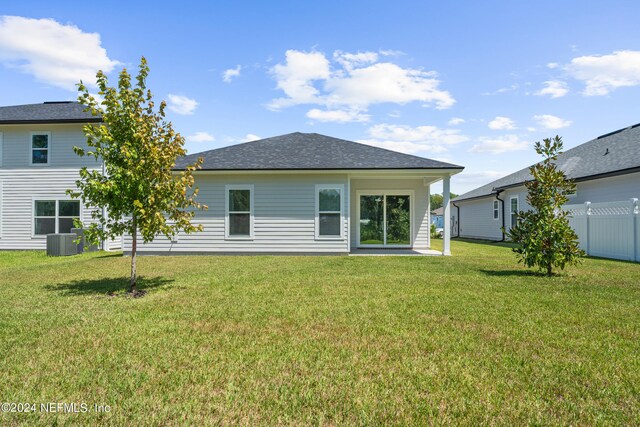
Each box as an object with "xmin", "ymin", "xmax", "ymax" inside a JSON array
[
  {"xmin": 245, "ymin": 134, "xmax": 261, "ymax": 142},
  {"xmin": 222, "ymin": 65, "xmax": 241, "ymax": 83},
  {"xmin": 306, "ymin": 108, "xmax": 370, "ymax": 123},
  {"xmin": 535, "ymin": 80, "xmax": 569, "ymax": 98},
  {"xmin": 267, "ymin": 49, "xmax": 455, "ymax": 120},
  {"xmin": 167, "ymin": 94, "xmax": 198, "ymax": 115},
  {"xmin": 566, "ymin": 50, "xmax": 640, "ymax": 96},
  {"xmin": 358, "ymin": 123, "xmax": 468, "ymax": 154},
  {"xmin": 186, "ymin": 132, "xmax": 215, "ymax": 143},
  {"xmin": 547, "ymin": 62, "xmax": 559, "ymax": 69},
  {"xmin": 488, "ymin": 116, "xmax": 516, "ymax": 130},
  {"xmin": 469, "ymin": 135, "xmax": 529, "ymax": 154},
  {"xmin": 533, "ymin": 114, "xmax": 572, "ymax": 130},
  {"xmin": 268, "ymin": 50, "xmax": 331, "ymax": 110},
  {"xmin": 0, "ymin": 16, "xmax": 119, "ymax": 90},
  {"xmin": 448, "ymin": 117, "xmax": 465, "ymax": 126}
]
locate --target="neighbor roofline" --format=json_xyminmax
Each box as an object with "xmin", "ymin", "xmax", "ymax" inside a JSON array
[
  {"xmin": 454, "ymin": 165, "xmax": 640, "ymax": 203},
  {"xmin": 0, "ymin": 118, "xmax": 102, "ymax": 125}
]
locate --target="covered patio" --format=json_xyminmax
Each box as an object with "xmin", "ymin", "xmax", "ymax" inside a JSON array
[{"xmin": 348, "ymin": 172, "xmax": 456, "ymax": 256}]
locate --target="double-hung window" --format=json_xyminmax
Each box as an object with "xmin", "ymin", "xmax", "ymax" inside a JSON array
[
  {"xmin": 225, "ymin": 185, "xmax": 253, "ymax": 238},
  {"xmin": 30, "ymin": 132, "xmax": 51, "ymax": 165},
  {"xmin": 34, "ymin": 200, "xmax": 81, "ymax": 235},
  {"xmin": 510, "ymin": 196, "xmax": 519, "ymax": 229},
  {"xmin": 316, "ymin": 185, "xmax": 343, "ymax": 239},
  {"xmin": 493, "ymin": 200, "xmax": 499, "ymax": 220}
]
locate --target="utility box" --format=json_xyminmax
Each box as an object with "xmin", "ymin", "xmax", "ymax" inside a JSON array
[
  {"xmin": 71, "ymin": 228, "xmax": 99, "ymax": 253},
  {"xmin": 46, "ymin": 233, "xmax": 78, "ymax": 256}
]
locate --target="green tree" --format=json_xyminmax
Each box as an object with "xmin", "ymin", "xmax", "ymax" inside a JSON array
[
  {"xmin": 430, "ymin": 192, "xmax": 458, "ymax": 210},
  {"xmin": 69, "ymin": 57, "xmax": 206, "ymax": 294},
  {"xmin": 505, "ymin": 136, "xmax": 584, "ymax": 276}
]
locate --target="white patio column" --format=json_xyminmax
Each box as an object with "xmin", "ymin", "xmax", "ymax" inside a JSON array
[{"xmin": 442, "ymin": 175, "xmax": 451, "ymax": 256}]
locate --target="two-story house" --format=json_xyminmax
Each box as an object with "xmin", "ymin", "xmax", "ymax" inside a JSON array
[{"xmin": 0, "ymin": 101, "xmax": 119, "ymax": 250}]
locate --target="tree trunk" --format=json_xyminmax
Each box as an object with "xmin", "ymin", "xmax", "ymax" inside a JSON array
[
  {"xmin": 130, "ymin": 215, "xmax": 137, "ymax": 294},
  {"xmin": 546, "ymin": 264, "xmax": 552, "ymax": 277}
]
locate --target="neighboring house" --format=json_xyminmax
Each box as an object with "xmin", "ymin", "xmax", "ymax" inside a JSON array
[
  {"xmin": 431, "ymin": 207, "xmax": 444, "ymax": 228},
  {"xmin": 125, "ymin": 133, "xmax": 464, "ymax": 255},
  {"xmin": 452, "ymin": 123, "xmax": 640, "ymax": 241},
  {"xmin": 0, "ymin": 102, "xmax": 120, "ymax": 250}
]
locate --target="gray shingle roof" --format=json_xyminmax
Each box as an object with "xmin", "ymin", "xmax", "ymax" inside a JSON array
[
  {"xmin": 454, "ymin": 123, "xmax": 640, "ymax": 202},
  {"xmin": 0, "ymin": 101, "xmax": 100, "ymax": 124},
  {"xmin": 176, "ymin": 132, "xmax": 464, "ymax": 171}
]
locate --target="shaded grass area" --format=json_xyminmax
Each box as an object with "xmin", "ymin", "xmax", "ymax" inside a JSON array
[{"xmin": 0, "ymin": 241, "xmax": 639, "ymax": 425}]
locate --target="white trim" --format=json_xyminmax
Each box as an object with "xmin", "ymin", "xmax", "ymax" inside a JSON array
[
  {"xmin": 31, "ymin": 197, "xmax": 82, "ymax": 238},
  {"xmin": 29, "ymin": 131, "xmax": 52, "ymax": 166},
  {"xmin": 315, "ymin": 184, "xmax": 345, "ymax": 240},
  {"xmin": 0, "ymin": 179, "xmax": 2, "ymax": 239},
  {"xmin": 493, "ymin": 200, "xmax": 500, "ymax": 220},
  {"xmin": 356, "ymin": 190, "xmax": 414, "ymax": 248},
  {"xmin": 224, "ymin": 184, "xmax": 254, "ymax": 240},
  {"xmin": 509, "ymin": 195, "xmax": 519, "ymax": 229},
  {"xmin": 347, "ymin": 176, "xmax": 351, "ymax": 252}
]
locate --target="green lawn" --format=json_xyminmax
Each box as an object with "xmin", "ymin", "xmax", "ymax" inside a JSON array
[{"xmin": 1, "ymin": 240, "xmax": 639, "ymax": 425}]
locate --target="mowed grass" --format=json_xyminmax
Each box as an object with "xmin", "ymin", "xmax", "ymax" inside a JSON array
[{"xmin": 0, "ymin": 240, "xmax": 639, "ymax": 425}]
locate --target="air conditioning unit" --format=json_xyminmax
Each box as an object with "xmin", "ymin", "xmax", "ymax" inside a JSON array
[{"xmin": 46, "ymin": 233, "xmax": 78, "ymax": 256}]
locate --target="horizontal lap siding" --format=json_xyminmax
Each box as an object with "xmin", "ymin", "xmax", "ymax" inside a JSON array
[
  {"xmin": 0, "ymin": 169, "xmax": 98, "ymax": 250},
  {"xmin": 125, "ymin": 174, "xmax": 350, "ymax": 253},
  {"xmin": 349, "ymin": 178, "xmax": 430, "ymax": 249},
  {"xmin": 455, "ymin": 197, "xmax": 503, "ymax": 240}
]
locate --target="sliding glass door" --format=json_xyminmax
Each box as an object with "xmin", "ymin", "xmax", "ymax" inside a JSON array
[{"xmin": 358, "ymin": 192, "xmax": 412, "ymax": 247}]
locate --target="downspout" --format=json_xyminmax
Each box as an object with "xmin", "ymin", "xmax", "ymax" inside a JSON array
[
  {"xmin": 452, "ymin": 202, "xmax": 460, "ymax": 237},
  {"xmin": 495, "ymin": 189, "xmax": 505, "ymax": 241}
]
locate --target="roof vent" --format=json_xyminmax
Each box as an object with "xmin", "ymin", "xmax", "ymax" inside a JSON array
[
  {"xmin": 43, "ymin": 101, "xmax": 74, "ymax": 104},
  {"xmin": 604, "ymin": 148, "xmax": 609, "ymax": 156}
]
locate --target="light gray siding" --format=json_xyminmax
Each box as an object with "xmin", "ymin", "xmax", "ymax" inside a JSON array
[
  {"xmin": 0, "ymin": 169, "xmax": 97, "ymax": 249},
  {"xmin": 349, "ymin": 177, "xmax": 431, "ymax": 249},
  {"xmin": 453, "ymin": 196, "xmax": 504, "ymax": 240},
  {"xmin": 0, "ymin": 124, "xmax": 99, "ymax": 169},
  {"xmin": 125, "ymin": 173, "xmax": 350, "ymax": 254},
  {"xmin": 454, "ymin": 172, "xmax": 640, "ymax": 241}
]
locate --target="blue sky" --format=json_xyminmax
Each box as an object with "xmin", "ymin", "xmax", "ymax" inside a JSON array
[{"xmin": 1, "ymin": 1, "xmax": 639, "ymax": 194}]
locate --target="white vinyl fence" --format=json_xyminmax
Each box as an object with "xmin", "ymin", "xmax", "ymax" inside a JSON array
[{"xmin": 565, "ymin": 199, "xmax": 639, "ymax": 262}]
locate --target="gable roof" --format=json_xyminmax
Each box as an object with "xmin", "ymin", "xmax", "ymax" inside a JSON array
[
  {"xmin": 175, "ymin": 132, "xmax": 464, "ymax": 171},
  {"xmin": 454, "ymin": 123, "xmax": 640, "ymax": 202},
  {"xmin": 0, "ymin": 101, "xmax": 101, "ymax": 124}
]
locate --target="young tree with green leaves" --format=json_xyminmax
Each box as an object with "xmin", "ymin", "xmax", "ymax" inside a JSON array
[
  {"xmin": 505, "ymin": 136, "xmax": 584, "ymax": 276},
  {"xmin": 69, "ymin": 57, "xmax": 207, "ymax": 294}
]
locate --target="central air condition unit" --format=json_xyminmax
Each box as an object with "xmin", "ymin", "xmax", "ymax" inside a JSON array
[
  {"xmin": 71, "ymin": 228, "xmax": 100, "ymax": 253},
  {"xmin": 46, "ymin": 233, "xmax": 78, "ymax": 256}
]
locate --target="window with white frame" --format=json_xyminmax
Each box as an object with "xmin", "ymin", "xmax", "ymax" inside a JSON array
[
  {"xmin": 34, "ymin": 200, "xmax": 80, "ymax": 235},
  {"xmin": 30, "ymin": 132, "xmax": 51, "ymax": 165},
  {"xmin": 316, "ymin": 185, "xmax": 343, "ymax": 238},
  {"xmin": 493, "ymin": 200, "xmax": 499, "ymax": 220},
  {"xmin": 510, "ymin": 196, "xmax": 519, "ymax": 229},
  {"xmin": 226, "ymin": 185, "xmax": 253, "ymax": 238}
]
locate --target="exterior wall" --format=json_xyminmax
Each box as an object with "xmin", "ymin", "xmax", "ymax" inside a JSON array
[
  {"xmin": 454, "ymin": 172, "xmax": 640, "ymax": 241},
  {"xmin": 0, "ymin": 124, "xmax": 110, "ymax": 250},
  {"xmin": 0, "ymin": 124, "xmax": 98, "ymax": 169},
  {"xmin": 0, "ymin": 169, "xmax": 96, "ymax": 249},
  {"xmin": 349, "ymin": 177, "xmax": 430, "ymax": 249},
  {"xmin": 452, "ymin": 196, "xmax": 504, "ymax": 241},
  {"xmin": 125, "ymin": 173, "xmax": 350, "ymax": 254}
]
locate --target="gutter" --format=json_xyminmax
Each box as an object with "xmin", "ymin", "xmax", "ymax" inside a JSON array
[
  {"xmin": 494, "ymin": 189, "xmax": 506, "ymax": 241},
  {"xmin": 452, "ymin": 202, "xmax": 460, "ymax": 237}
]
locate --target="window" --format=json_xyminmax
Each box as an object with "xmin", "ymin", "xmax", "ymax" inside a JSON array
[
  {"xmin": 510, "ymin": 196, "xmax": 519, "ymax": 229},
  {"xmin": 34, "ymin": 200, "xmax": 80, "ymax": 235},
  {"xmin": 225, "ymin": 185, "xmax": 253, "ymax": 238},
  {"xmin": 316, "ymin": 185, "xmax": 343, "ymax": 238},
  {"xmin": 30, "ymin": 132, "xmax": 51, "ymax": 165},
  {"xmin": 493, "ymin": 200, "xmax": 499, "ymax": 220}
]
